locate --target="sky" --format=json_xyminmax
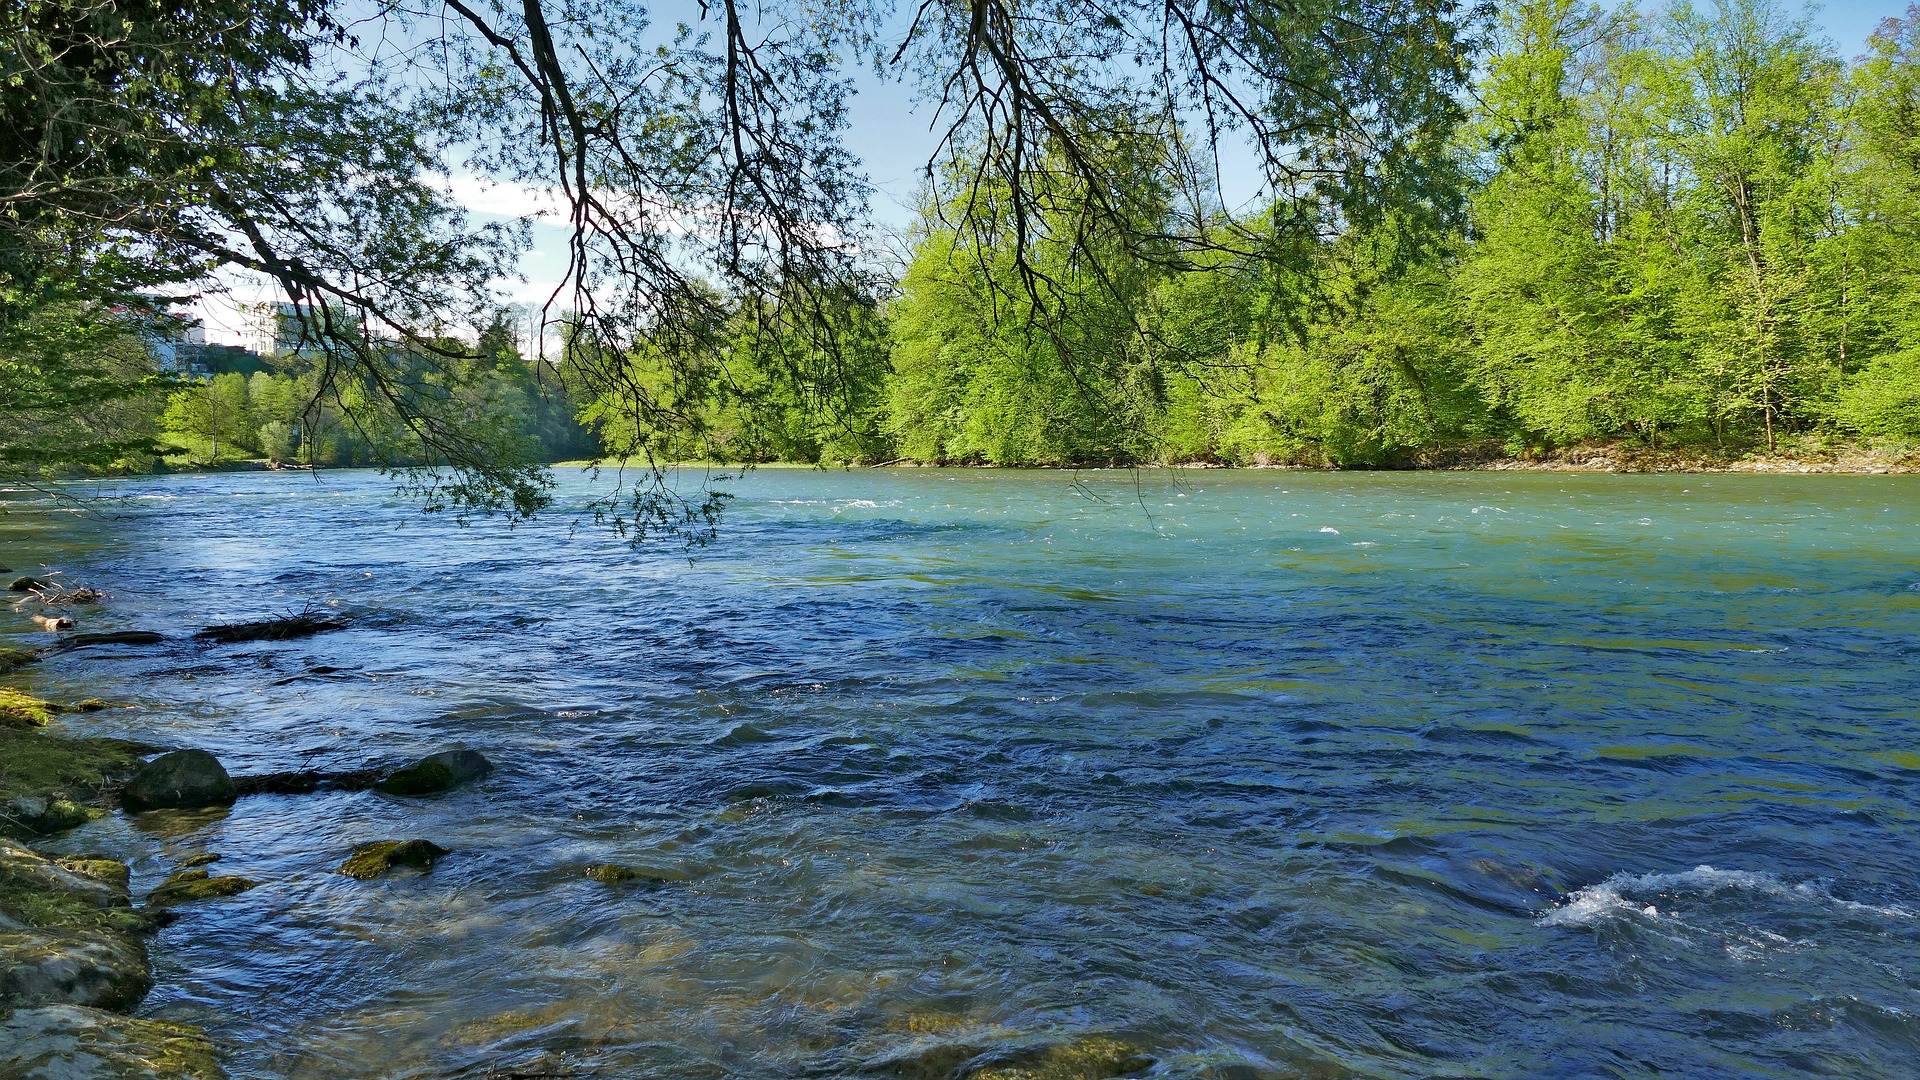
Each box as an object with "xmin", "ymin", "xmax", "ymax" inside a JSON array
[{"xmin": 194, "ymin": 0, "xmax": 1914, "ymax": 346}]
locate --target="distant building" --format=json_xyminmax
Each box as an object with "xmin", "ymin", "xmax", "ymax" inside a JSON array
[
  {"xmin": 241, "ymin": 301, "xmax": 305, "ymax": 359},
  {"xmin": 141, "ymin": 312, "xmax": 205, "ymax": 373},
  {"xmin": 241, "ymin": 300, "xmax": 353, "ymax": 361}
]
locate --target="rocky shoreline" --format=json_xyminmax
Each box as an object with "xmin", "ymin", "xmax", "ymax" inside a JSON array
[{"xmin": 0, "ymin": 597, "xmax": 494, "ymax": 1078}]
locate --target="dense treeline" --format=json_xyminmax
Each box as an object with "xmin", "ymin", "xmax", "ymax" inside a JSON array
[
  {"xmin": 640, "ymin": 0, "xmax": 1920, "ymax": 468},
  {"xmin": 20, "ymin": 0, "xmax": 1916, "ymax": 479}
]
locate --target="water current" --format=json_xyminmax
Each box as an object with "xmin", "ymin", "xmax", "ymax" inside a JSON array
[{"xmin": 4, "ymin": 468, "xmax": 1918, "ymax": 1078}]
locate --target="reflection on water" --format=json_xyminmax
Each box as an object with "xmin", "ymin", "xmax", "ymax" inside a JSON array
[{"xmin": 6, "ymin": 468, "xmax": 1920, "ymax": 1078}]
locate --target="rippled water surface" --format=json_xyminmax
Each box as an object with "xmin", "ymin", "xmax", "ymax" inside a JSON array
[{"xmin": 6, "ymin": 468, "xmax": 1920, "ymax": 1078}]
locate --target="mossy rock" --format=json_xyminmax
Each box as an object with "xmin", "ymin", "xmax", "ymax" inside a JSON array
[
  {"xmin": 73, "ymin": 698, "xmax": 114, "ymax": 712},
  {"xmin": 339, "ymin": 839, "xmax": 448, "ymax": 880},
  {"xmin": 6, "ymin": 795, "xmax": 97, "ymax": 834},
  {"xmin": 0, "ymin": 687, "xmax": 57, "ymax": 729},
  {"xmin": 0, "ymin": 842, "xmax": 140, "ymax": 931},
  {"xmin": 178, "ymin": 852, "xmax": 221, "ymax": 870},
  {"xmin": 867, "ymin": 1042, "xmax": 986, "ymax": 1079},
  {"xmin": 147, "ymin": 868, "xmax": 257, "ymax": 909},
  {"xmin": 56, "ymin": 856, "xmax": 132, "ymax": 893},
  {"xmin": 0, "ymin": 731, "xmax": 150, "ymax": 839},
  {"xmin": 0, "ymin": 927, "xmax": 153, "ymax": 1010},
  {"xmin": 376, "ymin": 749, "xmax": 493, "ymax": 796},
  {"xmin": 941, "ymin": 1038, "xmax": 1155, "ymax": 1080},
  {"xmin": 0, "ymin": 1004, "xmax": 227, "ymax": 1078},
  {"xmin": 584, "ymin": 863, "xmax": 693, "ymax": 886},
  {"xmin": 0, "ymin": 843, "xmax": 150, "ymax": 1009},
  {"xmin": 0, "ymin": 647, "xmax": 38, "ymax": 675}
]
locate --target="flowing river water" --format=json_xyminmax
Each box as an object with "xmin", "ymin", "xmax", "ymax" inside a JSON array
[{"xmin": 4, "ymin": 468, "xmax": 1918, "ymax": 1078}]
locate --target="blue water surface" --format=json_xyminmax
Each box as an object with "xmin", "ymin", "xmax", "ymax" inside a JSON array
[{"xmin": 5, "ymin": 467, "xmax": 1918, "ymax": 1079}]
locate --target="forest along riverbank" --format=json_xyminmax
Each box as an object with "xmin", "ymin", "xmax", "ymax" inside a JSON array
[{"xmin": 0, "ymin": 579, "xmax": 495, "ymax": 1078}]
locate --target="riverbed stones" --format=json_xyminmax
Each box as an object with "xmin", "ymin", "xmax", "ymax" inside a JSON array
[
  {"xmin": 338, "ymin": 839, "xmax": 448, "ymax": 880},
  {"xmin": 146, "ymin": 869, "xmax": 257, "ymax": 909},
  {"xmin": 0, "ymin": 733, "xmax": 148, "ymax": 841},
  {"xmin": 961, "ymin": 1038, "xmax": 1155, "ymax": 1080},
  {"xmin": 9, "ymin": 574, "xmax": 51, "ymax": 593},
  {"xmin": 0, "ymin": 1004, "xmax": 227, "ymax": 1079},
  {"xmin": 0, "ymin": 926, "xmax": 151, "ymax": 1011},
  {"xmin": 869, "ymin": 1037, "xmax": 1155, "ymax": 1080},
  {"xmin": 376, "ymin": 749, "xmax": 492, "ymax": 796},
  {"xmin": 0, "ymin": 842, "xmax": 149, "ymax": 1011},
  {"xmin": 0, "ymin": 842, "xmax": 127, "ymax": 912},
  {"xmin": 119, "ymin": 750, "xmax": 235, "ymax": 813},
  {"xmin": 0, "ymin": 646, "xmax": 38, "ymax": 674}
]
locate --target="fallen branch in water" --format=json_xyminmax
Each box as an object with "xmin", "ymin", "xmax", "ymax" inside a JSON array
[
  {"xmin": 196, "ymin": 607, "xmax": 347, "ymax": 644},
  {"xmin": 29, "ymin": 582, "xmax": 110, "ymax": 605}
]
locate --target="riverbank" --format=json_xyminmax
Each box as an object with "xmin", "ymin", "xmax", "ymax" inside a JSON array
[
  {"xmin": 0, "ymin": 583, "xmax": 498, "ymax": 1078},
  {"xmin": 0, "ymin": 658, "xmax": 229, "ymax": 1077},
  {"xmin": 557, "ymin": 440, "xmax": 1919, "ymax": 475}
]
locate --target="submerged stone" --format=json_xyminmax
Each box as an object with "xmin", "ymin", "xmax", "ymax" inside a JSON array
[
  {"xmin": 962, "ymin": 1038, "xmax": 1156, "ymax": 1080},
  {"xmin": 0, "ymin": 646, "xmax": 38, "ymax": 674},
  {"xmin": 73, "ymin": 698, "xmax": 113, "ymax": 712},
  {"xmin": 583, "ymin": 863, "xmax": 693, "ymax": 885},
  {"xmin": 376, "ymin": 749, "xmax": 493, "ymax": 796},
  {"xmin": 120, "ymin": 750, "xmax": 236, "ymax": 813},
  {"xmin": 147, "ymin": 868, "xmax": 257, "ymax": 909},
  {"xmin": 62, "ymin": 630, "xmax": 166, "ymax": 648},
  {"xmin": 9, "ymin": 575, "xmax": 51, "ymax": 593},
  {"xmin": 338, "ymin": 839, "xmax": 448, "ymax": 880},
  {"xmin": 0, "ymin": 1004, "xmax": 227, "ymax": 1079},
  {"xmin": 867, "ymin": 1042, "xmax": 986, "ymax": 1079},
  {"xmin": 230, "ymin": 766, "xmax": 385, "ymax": 797},
  {"xmin": 872, "ymin": 1037, "xmax": 1154, "ymax": 1080}
]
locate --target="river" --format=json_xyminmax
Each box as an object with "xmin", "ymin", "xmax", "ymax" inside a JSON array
[{"xmin": 5, "ymin": 467, "xmax": 1918, "ymax": 1078}]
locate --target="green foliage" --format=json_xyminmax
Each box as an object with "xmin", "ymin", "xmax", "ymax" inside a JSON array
[
  {"xmin": 0, "ymin": 298, "xmax": 171, "ymax": 474},
  {"xmin": 870, "ymin": 0, "xmax": 1920, "ymax": 467}
]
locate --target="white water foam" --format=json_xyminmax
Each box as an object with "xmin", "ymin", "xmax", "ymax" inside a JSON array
[{"xmin": 1540, "ymin": 865, "xmax": 1916, "ymax": 929}]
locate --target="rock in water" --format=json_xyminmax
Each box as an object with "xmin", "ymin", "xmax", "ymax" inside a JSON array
[
  {"xmin": 8, "ymin": 575, "xmax": 50, "ymax": 593},
  {"xmin": 338, "ymin": 839, "xmax": 448, "ymax": 880},
  {"xmin": 870, "ymin": 1037, "xmax": 1155, "ymax": 1080},
  {"xmin": 146, "ymin": 868, "xmax": 258, "ymax": 909},
  {"xmin": 962, "ymin": 1038, "xmax": 1155, "ymax": 1080},
  {"xmin": 584, "ymin": 863, "xmax": 693, "ymax": 885},
  {"xmin": 0, "ymin": 842, "xmax": 149, "ymax": 1010},
  {"xmin": 376, "ymin": 749, "xmax": 493, "ymax": 796},
  {"xmin": 0, "ymin": 927, "xmax": 152, "ymax": 1010},
  {"xmin": 0, "ymin": 1004, "xmax": 227, "ymax": 1078},
  {"xmin": 120, "ymin": 750, "xmax": 236, "ymax": 813}
]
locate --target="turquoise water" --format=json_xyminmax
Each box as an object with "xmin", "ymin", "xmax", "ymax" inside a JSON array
[{"xmin": 6, "ymin": 468, "xmax": 1919, "ymax": 1078}]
